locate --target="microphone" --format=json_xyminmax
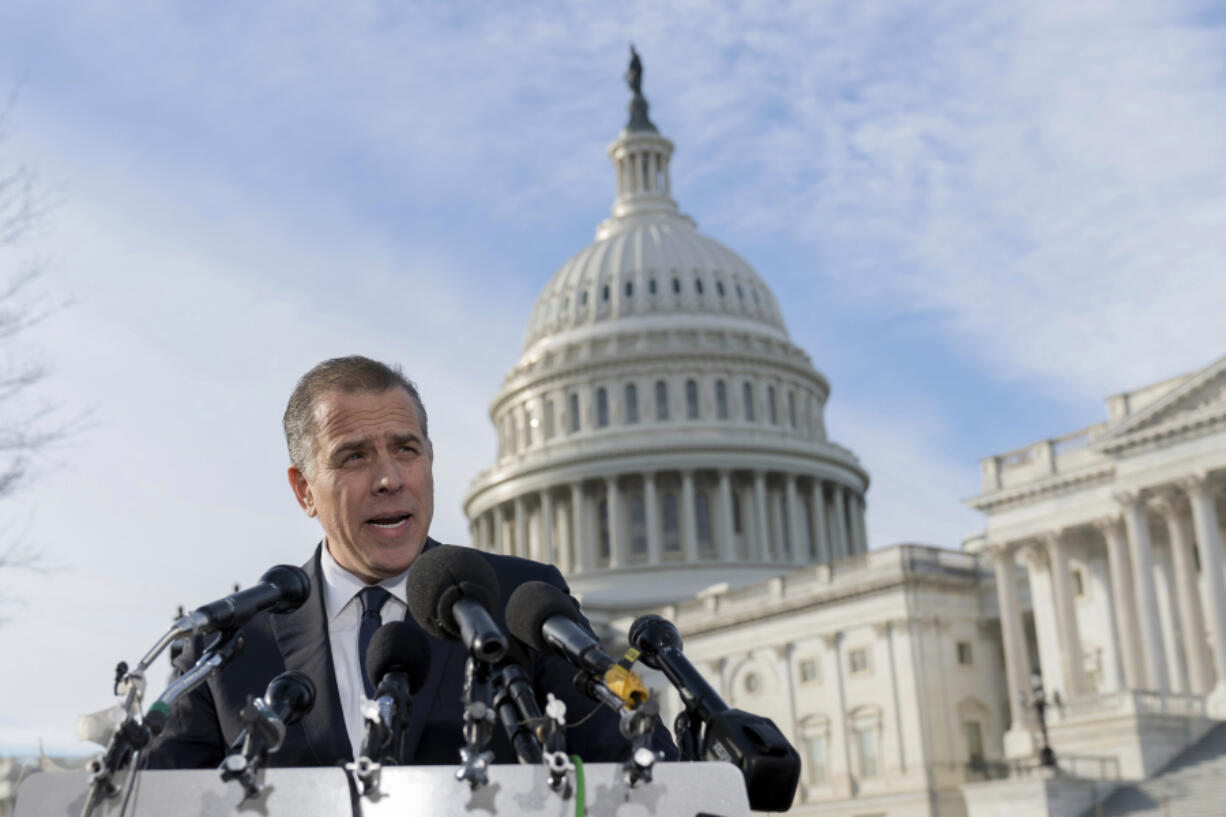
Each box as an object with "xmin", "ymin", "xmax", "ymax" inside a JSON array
[
  {"xmin": 628, "ymin": 614, "xmax": 801, "ymax": 812},
  {"xmin": 219, "ymin": 671, "xmax": 315, "ymax": 798},
  {"xmin": 360, "ymin": 621, "xmax": 431, "ymax": 763},
  {"xmin": 405, "ymin": 545, "xmax": 507, "ymax": 663},
  {"xmin": 175, "ymin": 565, "xmax": 311, "ymax": 636},
  {"xmin": 506, "ymin": 580, "xmax": 647, "ymax": 708}
]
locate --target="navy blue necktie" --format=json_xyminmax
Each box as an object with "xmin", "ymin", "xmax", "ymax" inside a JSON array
[{"xmin": 357, "ymin": 586, "xmax": 392, "ymax": 698}]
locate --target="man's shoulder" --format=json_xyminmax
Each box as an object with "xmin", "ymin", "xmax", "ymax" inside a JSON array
[{"xmin": 426, "ymin": 540, "xmax": 566, "ymax": 591}]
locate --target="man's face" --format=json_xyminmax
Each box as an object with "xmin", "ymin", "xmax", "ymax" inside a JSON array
[{"xmin": 288, "ymin": 387, "xmax": 434, "ymax": 583}]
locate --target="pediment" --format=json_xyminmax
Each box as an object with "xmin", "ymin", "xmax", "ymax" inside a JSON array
[{"xmin": 1103, "ymin": 354, "xmax": 1226, "ymax": 442}]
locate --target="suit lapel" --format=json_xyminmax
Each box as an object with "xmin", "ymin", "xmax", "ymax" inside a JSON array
[{"xmin": 270, "ymin": 546, "xmax": 353, "ymax": 764}]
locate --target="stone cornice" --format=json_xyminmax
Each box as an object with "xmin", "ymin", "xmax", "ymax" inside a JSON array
[
  {"xmin": 964, "ymin": 462, "xmax": 1115, "ymax": 513},
  {"xmin": 1095, "ymin": 403, "xmax": 1226, "ymax": 456}
]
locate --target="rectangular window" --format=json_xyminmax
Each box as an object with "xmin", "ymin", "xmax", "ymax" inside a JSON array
[
  {"xmin": 742, "ymin": 382, "xmax": 755, "ymax": 421},
  {"xmin": 686, "ymin": 380, "xmax": 699, "ymax": 419},
  {"xmin": 525, "ymin": 409, "xmax": 535, "ymax": 447},
  {"xmin": 768, "ymin": 386, "xmax": 778, "ymax": 424},
  {"xmin": 662, "ymin": 492, "xmax": 680, "ymax": 552},
  {"xmin": 569, "ymin": 393, "xmax": 580, "ymax": 433},
  {"xmin": 957, "ymin": 641, "xmax": 973, "ymax": 666},
  {"xmin": 804, "ymin": 735, "xmax": 826, "ymax": 784},
  {"xmin": 1072, "ymin": 568, "xmax": 1086, "ymax": 598},
  {"xmin": 788, "ymin": 391, "xmax": 797, "ymax": 428},
  {"xmin": 854, "ymin": 728, "xmax": 879, "ymax": 778},
  {"xmin": 964, "ymin": 721, "xmax": 984, "ymax": 764},
  {"xmin": 544, "ymin": 400, "xmax": 555, "ymax": 440},
  {"xmin": 630, "ymin": 494, "xmax": 647, "ymax": 555},
  {"xmin": 849, "ymin": 648, "xmax": 869, "ymax": 675},
  {"xmin": 655, "ymin": 380, "xmax": 669, "ymax": 420},
  {"xmin": 715, "ymin": 380, "xmax": 728, "ymax": 419},
  {"xmin": 799, "ymin": 658, "xmax": 819, "ymax": 683},
  {"xmin": 695, "ymin": 491, "xmax": 712, "ymax": 553}
]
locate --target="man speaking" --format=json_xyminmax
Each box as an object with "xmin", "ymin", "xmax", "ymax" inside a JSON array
[{"xmin": 149, "ymin": 355, "xmax": 673, "ymax": 768}]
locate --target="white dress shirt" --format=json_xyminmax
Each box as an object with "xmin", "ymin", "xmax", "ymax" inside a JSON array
[{"xmin": 319, "ymin": 544, "xmax": 409, "ymax": 760}]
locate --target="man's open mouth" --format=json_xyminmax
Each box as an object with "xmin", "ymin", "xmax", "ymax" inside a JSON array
[{"xmin": 368, "ymin": 513, "xmax": 411, "ymax": 529}]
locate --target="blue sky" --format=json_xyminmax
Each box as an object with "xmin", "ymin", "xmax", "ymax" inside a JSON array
[{"xmin": 1, "ymin": 0, "xmax": 1224, "ymax": 754}]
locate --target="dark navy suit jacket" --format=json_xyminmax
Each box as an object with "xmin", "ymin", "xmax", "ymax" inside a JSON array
[{"xmin": 148, "ymin": 539, "xmax": 675, "ymax": 768}]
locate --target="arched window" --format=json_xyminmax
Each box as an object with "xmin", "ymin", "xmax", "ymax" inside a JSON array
[
  {"xmin": 768, "ymin": 386, "xmax": 778, "ymax": 424},
  {"xmin": 625, "ymin": 383, "xmax": 639, "ymax": 424},
  {"xmin": 742, "ymin": 382, "xmax": 755, "ymax": 421},
  {"xmin": 662, "ymin": 491, "xmax": 680, "ymax": 552},
  {"xmin": 625, "ymin": 281, "xmax": 634, "ymax": 297},
  {"xmin": 596, "ymin": 387, "xmax": 609, "ymax": 428},
  {"xmin": 569, "ymin": 393, "xmax": 580, "ymax": 433},
  {"xmin": 655, "ymin": 380, "xmax": 669, "ymax": 421},
  {"xmin": 686, "ymin": 380, "xmax": 699, "ymax": 419},
  {"xmin": 695, "ymin": 278, "xmax": 704, "ymax": 295},
  {"xmin": 649, "ymin": 278, "xmax": 658, "ymax": 295},
  {"xmin": 672, "ymin": 277, "xmax": 681, "ymax": 294},
  {"xmin": 715, "ymin": 380, "xmax": 728, "ymax": 419},
  {"xmin": 695, "ymin": 490, "xmax": 712, "ymax": 553}
]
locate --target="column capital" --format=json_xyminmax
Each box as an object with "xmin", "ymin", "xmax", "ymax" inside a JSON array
[
  {"xmin": 1179, "ymin": 471, "xmax": 1214, "ymax": 498},
  {"xmin": 820, "ymin": 631, "xmax": 843, "ymax": 649},
  {"xmin": 1040, "ymin": 529, "xmax": 1066, "ymax": 551},
  {"xmin": 1092, "ymin": 515, "xmax": 1123, "ymax": 537},
  {"xmin": 771, "ymin": 642, "xmax": 794, "ymax": 660},
  {"xmin": 1113, "ymin": 489, "xmax": 1142, "ymax": 509},
  {"xmin": 1147, "ymin": 491, "xmax": 1184, "ymax": 520},
  {"xmin": 1019, "ymin": 541, "xmax": 1050, "ymax": 570},
  {"xmin": 985, "ymin": 540, "xmax": 1017, "ymax": 561},
  {"xmin": 871, "ymin": 621, "xmax": 893, "ymax": 638}
]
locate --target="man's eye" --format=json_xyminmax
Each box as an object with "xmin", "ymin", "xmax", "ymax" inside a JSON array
[{"xmin": 343, "ymin": 451, "xmax": 364, "ymax": 463}]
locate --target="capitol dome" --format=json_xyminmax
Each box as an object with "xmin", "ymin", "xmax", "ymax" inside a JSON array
[{"xmin": 464, "ymin": 54, "xmax": 870, "ymax": 619}]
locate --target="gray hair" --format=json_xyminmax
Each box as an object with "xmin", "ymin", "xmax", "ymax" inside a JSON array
[{"xmin": 283, "ymin": 355, "xmax": 429, "ymax": 473}]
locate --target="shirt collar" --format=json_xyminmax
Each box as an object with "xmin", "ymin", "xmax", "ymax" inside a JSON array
[{"xmin": 319, "ymin": 541, "xmax": 410, "ymax": 621}]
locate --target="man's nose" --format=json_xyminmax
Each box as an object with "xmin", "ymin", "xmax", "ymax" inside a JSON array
[{"xmin": 373, "ymin": 454, "xmax": 404, "ymax": 493}]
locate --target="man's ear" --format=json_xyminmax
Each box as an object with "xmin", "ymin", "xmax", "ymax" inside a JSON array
[{"xmin": 288, "ymin": 465, "xmax": 317, "ymax": 517}]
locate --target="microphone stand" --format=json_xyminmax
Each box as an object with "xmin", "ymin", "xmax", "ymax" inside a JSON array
[
  {"xmin": 218, "ymin": 693, "xmax": 286, "ymax": 801},
  {"xmin": 81, "ymin": 628, "xmax": 246, "ymax": 817},
  {"xmin": 491, "ymin": 660, "xmax": 544, "ymax": 764},
  {"xmin": 456, "ymin": 656, "xmax": 497, "ymax": 790}
]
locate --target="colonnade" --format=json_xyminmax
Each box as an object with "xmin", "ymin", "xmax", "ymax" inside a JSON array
[
  {"xmin": 469, "ymin": 468, "xmax": 869, "ymax": 574},
  {"xmin": 991, "ymin": 471, "xmax": 1226, "ymax": 732}
]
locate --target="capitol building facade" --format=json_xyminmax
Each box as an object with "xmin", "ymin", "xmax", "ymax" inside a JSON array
[{"xmin": 464, "ymin": 60, "xmax": 1226, "ymax": 817}]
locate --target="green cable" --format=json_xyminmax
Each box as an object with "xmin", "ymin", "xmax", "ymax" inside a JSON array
[{"xmin": 570, "ymin": 755, "xmax": 585, "ymax": 817}]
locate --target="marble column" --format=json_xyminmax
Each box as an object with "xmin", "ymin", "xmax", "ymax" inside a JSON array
[
  {"xmin": 644, "ymin": 472, "xmax": 662, "ymax": 565},
  {"xmin": 1182, "ymin": 473, "xmax": 1226, "ymax": 691},
  {"xmin": 541, "ymin": 489, "xmax": 555, "ymax": 566},
  {"xmin": 811, "ymin": 480, "xmax": 830, "ymax": 563},
  {"xmin": 572, "ymin": 483, "xmax": 594, "ymax": 572},
  {"xmin": 774, "ymin": 643, "xmax": 799, "ymax": 746},
  {"xmin": 681, "ymin": 470, "xmax": 699, "ymax": 561},
  {"xmin": 1097, "ymin": 517, "xmax": 1142, "ymax": 689},
  {"xmin": 1119, "ymin": 491, "xmax": 1169, "ymax": 692},
  {"xmin": 606, "ymin": 476, "xmax": 624, "ymax": 568},
  {"xmin": 718, "ymin": 470, "xmax": 736, "ymax": 561},
  {"xmin": 991, "ymin": 543, "xmax": 1033, "ymax": 733},
  {"xmin": 831, "ymin": 485, "xmax": 850, "ymax": 562},
  {"xmin": 874, "ymin": 621, "xmax": 907, "ymax": 774},
  {"xmin": 754, "ymin": 471, "xmax": 769, "ymax": 561},
  {"xmin": 852, "ymin": 495, "xmax": 869, "ymax": 554},
  {"xmin": 493, "ymin": 505, "xmax": 505, "ymax": 556},
  {"xmin": 821, "ymin": 631, "xmax": 854, "ymax": 796},
  {"xmin": 1043, "ymin": 531, "xmax": 1086, "ymax": 696},
  {"xmin": 787, "ymin": 475, "xmax": 805, "ymax": 564},
  {"xmin": 514, "ymin": 496, "xmax": 527, "ymax": 560},
  {"xmin": 1150, "ymin": 495, "xmax": 1211, "ymax": 693}
]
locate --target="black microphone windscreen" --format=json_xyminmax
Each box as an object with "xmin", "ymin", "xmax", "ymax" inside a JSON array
[
  {"xmin": 405, "ymin": 545, "xmax": 500, "ymax": 641},
  {"xmin": 259, "ymin": 564, "xmax": 312, "ymax": 614},
  {"xmin": 365, "ymin": 621, "xmax": 431, "ymax": 694},
  {"xmin": 265, "ymin": 670, "xmax": 316, "ymax": 726},
  {"xmin": 505, "ymin": 581, "xmax": 584, "ymax": 654}
]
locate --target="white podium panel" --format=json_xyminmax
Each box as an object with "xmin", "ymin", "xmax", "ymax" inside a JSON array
[
  {"xmin": 364, "ymin": 762, "xmax": 749, "ymax": 817},
  {"xmin": 14, "ymin": 768, "xmax": 353, "ymax": 817},
  {"xmin": 14, "ymin": 763, "xmax": 749, "ymax": 817}
]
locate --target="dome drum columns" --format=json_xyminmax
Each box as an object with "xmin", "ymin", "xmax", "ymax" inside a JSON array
[{"xmin": 469, "ymin": 468, "xmax": 868, "ymax": 578}]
